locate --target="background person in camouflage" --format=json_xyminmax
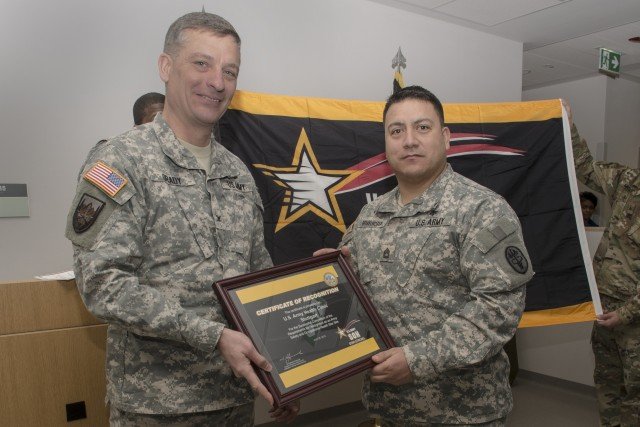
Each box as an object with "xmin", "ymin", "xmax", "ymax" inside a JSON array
[
  {"xmin": 317, "ymin": 86, "xmax": 533, "ymax": 426},
  {"xmin": 65, "ymin": 12, "xmax": 298, "ymax": 425},
  {"xmin": 564, "ymin": 100, "xmax": 640, "ymax": 427}
]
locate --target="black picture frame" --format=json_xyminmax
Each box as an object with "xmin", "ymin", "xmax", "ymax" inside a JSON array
[{"xmin": 214, "ymin": 251, "xmax": 395, "ymax": 408}]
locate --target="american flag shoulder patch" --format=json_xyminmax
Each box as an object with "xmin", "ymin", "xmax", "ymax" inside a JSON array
[{"xmin": 83, "ymin": 161, "xmax": 128, "ymax": 197}]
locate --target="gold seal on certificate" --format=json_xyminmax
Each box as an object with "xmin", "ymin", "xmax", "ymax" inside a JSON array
[
  {"xmin": 323, "ymin": 272, "xmax": 338, "ymax": 287},
  {"xmin": 214, "ymin": 251, "xmax": 394, "ymax": 408}
]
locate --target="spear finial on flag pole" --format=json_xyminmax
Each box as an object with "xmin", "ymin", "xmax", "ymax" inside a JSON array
[
  {"xmin": 392, "ymin": 47, "xmax": 406, "ymax": 72},
  {"xmin": 392, "ymin": 47, "xmax": 406, "ymax": 93}
]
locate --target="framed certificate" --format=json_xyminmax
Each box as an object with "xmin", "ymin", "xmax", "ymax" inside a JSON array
[{"xmin": 214, "ymin": 251, "xmax": 394, "ymax": 408}]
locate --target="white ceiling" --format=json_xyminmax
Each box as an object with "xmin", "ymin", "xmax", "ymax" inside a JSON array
[{"xmin": 367, "ymin": 0, "xmax": 640, "ymax": 89}]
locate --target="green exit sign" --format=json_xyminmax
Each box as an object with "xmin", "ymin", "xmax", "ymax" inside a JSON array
[{"xmin": 599, "ymin": 48, "xmax": 621, "ymax": 77}]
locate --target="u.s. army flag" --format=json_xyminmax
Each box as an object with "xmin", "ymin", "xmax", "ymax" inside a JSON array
[{"xmin": 219, "ymin": 91, "xmax": 597, "ymax": 327}]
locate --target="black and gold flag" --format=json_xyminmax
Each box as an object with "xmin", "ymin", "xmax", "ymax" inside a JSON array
[{"xmin": 219, "ymin": 91, "xmax": 597, "ymax": 327}]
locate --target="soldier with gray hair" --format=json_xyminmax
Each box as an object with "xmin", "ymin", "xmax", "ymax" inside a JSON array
[
  {"xmin": 317, "ymin": 86, "xmax": 533, "ymax": 425},
  {"xmin": 66, "ymin": 11, "xmax": 298, "ymax": 425}
]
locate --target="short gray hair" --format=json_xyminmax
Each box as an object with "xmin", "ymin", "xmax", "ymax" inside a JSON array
[{"xmin": 164, "ymin": 12, "xmax": 241, "ymax": 56}]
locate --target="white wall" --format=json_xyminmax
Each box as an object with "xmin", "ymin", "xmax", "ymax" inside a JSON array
[
  {"xmin": 0, "ymin": 0, "xmax": 522, "ymax": 281},
  {"xmin": 605, "ymin": 77, "xmax": 640, "ymax": 168},
  {"xmin": 517, "ymin": 322, "xmax": 595, "ymax": 385},
  {"xmin": 523, "ymin": 75, "xmax": 608, "ymax": 159}
]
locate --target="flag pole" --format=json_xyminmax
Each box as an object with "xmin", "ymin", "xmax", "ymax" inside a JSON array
[{"xmin": 392, "ymin": 47, "xmax": 406, "ymax": 93}]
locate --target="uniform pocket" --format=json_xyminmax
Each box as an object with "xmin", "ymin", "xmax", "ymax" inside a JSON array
[
  {"xmin": 214, "ymin": 184, "xmax": 258, "ymax": 277},
  {"xmin": 150, "ymin": 171, "xmax": 215, "ymax": 260}
]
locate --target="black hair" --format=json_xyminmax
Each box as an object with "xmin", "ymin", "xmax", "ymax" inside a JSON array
[
  {"xmin": 580, "ymin": 191, "xmax": 598, "ymax": 207},
  {"xmin": 133, "ymin": 92, "xmax": 165, "ymax": 125},
  {"xmin": 383, "ymin": 85, "xmax": 445, "ymax": 126}
]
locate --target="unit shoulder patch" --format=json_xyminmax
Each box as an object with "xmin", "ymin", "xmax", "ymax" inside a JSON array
[
  {"xmin": 505, "ymin": 245, "xmax": 528, "ymax": 274},
  {"xmin": 72, "ymin": 193, "xmax": 105, "ymax": 233}
]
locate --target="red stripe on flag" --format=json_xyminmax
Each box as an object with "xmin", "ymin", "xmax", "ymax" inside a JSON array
[
  {"xmin": 447, "ymin": 144, "xmax": 524, "ymax": 156},
  {"xmin": 347, "ymin": 152, "xmax": 388, "ymax": 171},
  {"xmin": 338, "ymin": 162, "xmax": 394, "ymax": 193}
]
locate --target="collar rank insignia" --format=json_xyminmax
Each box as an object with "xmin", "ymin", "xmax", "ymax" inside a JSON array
[
  {"xmin": 426, "ymin": 202, "xmax": 439, "ymax": 215},
  {"xmin": 83, "ymin": 161, "xmax": 127, "ymax": 197},
  {"xmin": 73, "ymin": 193, "xmax": 105, "ymax": 233}
]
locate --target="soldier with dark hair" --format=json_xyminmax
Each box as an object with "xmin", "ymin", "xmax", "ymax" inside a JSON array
[
  {"xmin": 66, "ymin": 11, "xmax": 298, "ymax": 425},
  {"xmin": 317, "ymin": 86, "xmax": 533, "ymax": 425},
  {"xmin": 132, "ymin": 92, "xmax": 165, "ymax": 125}
]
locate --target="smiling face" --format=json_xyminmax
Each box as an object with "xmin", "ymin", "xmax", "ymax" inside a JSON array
[
  {"xmin": 158, "ymin": 29, "xmax": 240, "ymax": 143},
  {"xmin": 384, "ymin": 98, "xmax": 450, "ymax": 192}
]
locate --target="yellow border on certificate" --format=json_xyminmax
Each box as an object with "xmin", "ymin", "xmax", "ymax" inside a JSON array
[
  {"xmin": 235, "ymin": 265, "xmax": 339, "ymax": 304},
  {"xmin": 279, "ymin": 338, "xmax": 380, "ymax": 388}
]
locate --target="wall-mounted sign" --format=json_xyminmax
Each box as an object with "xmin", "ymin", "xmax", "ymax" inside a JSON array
[
  {"xmin": 0, "ymin": 184, "xmax": 30, "ymax": 218},
  {"xmin": 599, "ymin": 47, "xmax": 621, "ymax": 77}
]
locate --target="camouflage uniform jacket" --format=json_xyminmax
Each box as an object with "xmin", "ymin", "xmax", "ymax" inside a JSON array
[
  {"xmin": 341, "ymin": 164, "xmax": 533, "ymax": 424},
  {"xmin": 572, "ymin": 124, "xmax": 640, "ymax": 324},
  {"xmin": 65, "ymin": 114, "xmax": 272, "ymax": 414}
]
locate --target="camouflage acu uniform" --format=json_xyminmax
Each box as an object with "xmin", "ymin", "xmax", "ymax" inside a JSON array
[
  {"xmin": 341, "ymin": 165, "xmax": 533, "ymax": 425},
  {"xmin": 65, "ymin": 114, "xmax": 272, "ymax": 418},
  {"xmin": 572, "ymin": 124, "xmax": 640, "ymax": 427},
  {"xmin": 109, "ymin": 402, "xmax": 254, "ymax": 426}
]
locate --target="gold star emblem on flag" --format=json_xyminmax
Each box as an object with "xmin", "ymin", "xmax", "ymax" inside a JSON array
[{"xmin": 253, "ymin": 128, "xmax": 362, "ymax": 232}]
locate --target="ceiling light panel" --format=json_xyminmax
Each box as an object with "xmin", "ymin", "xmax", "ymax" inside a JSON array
[
  {"xmin": 395, "ymin": 0, "xmax": 454, "ymax": 8},
  {"xmin": 435, "ymin": 0, "xmax": 573, "ymax": 27},
  {"xmin": 522, "ymin": 51, "xmax": 588, "ymax": 88}
]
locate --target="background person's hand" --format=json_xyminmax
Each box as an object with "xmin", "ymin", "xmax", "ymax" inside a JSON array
[
  {"xmin": 561, "ymin": 99, "xmax": 573, "ymax": 128},
  {"xmin": 597, "ymin": 310, "xmax": 622, "ymax": 329}
]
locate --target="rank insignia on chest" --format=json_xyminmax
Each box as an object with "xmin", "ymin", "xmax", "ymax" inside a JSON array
[
  {"xmin": 381, "ymin": 244, "xmax": 395, "ymax": 262},
  {"xmin": 83, "ymin": 161, "xmax": 127, "ymax": 197},
  {"xmin": 222, "ymin": 180, "xmax": 246, "ymax": 191},
  {"xmin": 72, "ymin": 193, "xmax": 105, "ymax": 233}
]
